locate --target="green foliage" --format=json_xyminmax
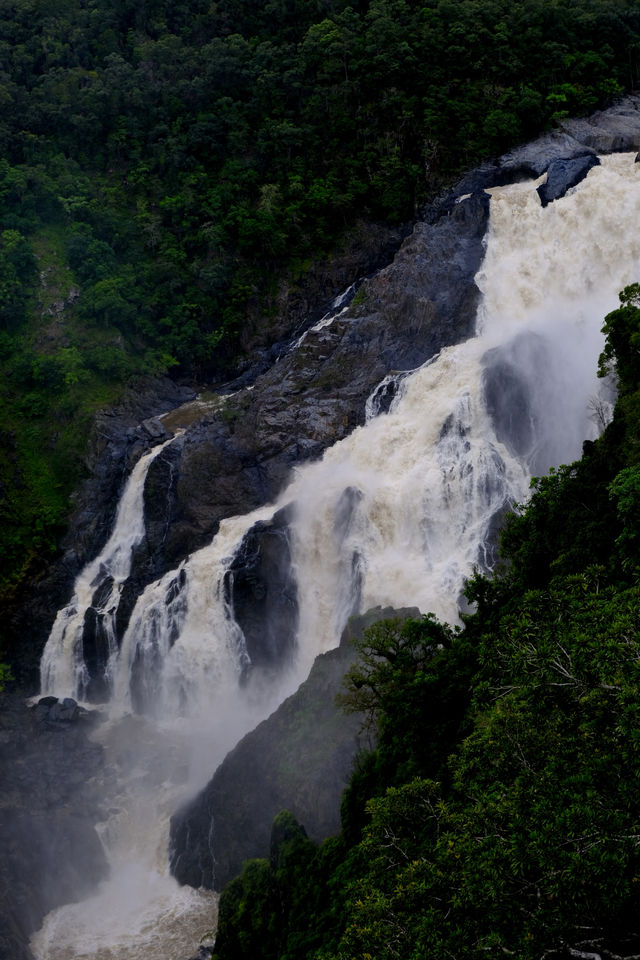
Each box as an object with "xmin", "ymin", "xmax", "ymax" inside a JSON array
[
  {"xmin": 336, "ymin": 580, "xmax": 640, "ymax": 956},
  {"xmin": 0, "ymin": 663, "xmax": 13, "ymax": 692},
  {"xmin": 214, "ymin": 859, "xmax": 279, "ymax": 960},
  {"xmin": 599, "ymin": 283, "xmax": 640, "ymax": 391},
  {"xmin": 339, "ymin": 615, "xmax": 454, "ymax": 725},
  {"xmin": 0, "ymin": 229, "xmax": 36, "ymax": 328},
  {"xmin": 609, "ymin": 465, "xmax": 640, "ymax": 574},
  {"xmin": 340, "ymin": 615, "xmax": 476, "ymax": 789},
  {"xmin": 213, "ymin": 814, "xmax": 319, "ymax": 960}
]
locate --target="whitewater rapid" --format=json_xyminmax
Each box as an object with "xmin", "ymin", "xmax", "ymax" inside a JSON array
[{"xmin": 33, "ymin": 153, "xmax": 640, "ymax": 960}]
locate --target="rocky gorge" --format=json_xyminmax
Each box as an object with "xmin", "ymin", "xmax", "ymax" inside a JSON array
[{"xmin": 5, "ymin": 96, "xmax": 640, "ymax": 959}]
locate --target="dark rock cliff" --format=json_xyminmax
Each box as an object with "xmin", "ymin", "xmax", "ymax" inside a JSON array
[
  {"xmin": 8, "ymin": 376, "xmax": 195, "ymax": 691},
  {"xmin": 169, "ymin": 607, "xmax": 418, "ymax": 892}
]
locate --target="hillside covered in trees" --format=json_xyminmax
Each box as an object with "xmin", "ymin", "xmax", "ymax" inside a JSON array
[
  {"xmin": 210, "ymin": 289, "xmax": 640, "ymax": 958},
  {"xmin": 2, "ymin": 0, "xmax": 640, "ymax": 645}
]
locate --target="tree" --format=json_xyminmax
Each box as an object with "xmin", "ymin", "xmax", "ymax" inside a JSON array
[{"xmin": 599, "ymin": 283, "xmax": 640, "ymax": 392}]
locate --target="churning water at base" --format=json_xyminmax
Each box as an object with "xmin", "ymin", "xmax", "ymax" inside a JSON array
[
  {"xmin": 33, "ymin": 154, "xmax": 640, "ymax": 959},
  {"xmin": 29, "ymin": 713, "xmax": 219, "ymax": 960}
]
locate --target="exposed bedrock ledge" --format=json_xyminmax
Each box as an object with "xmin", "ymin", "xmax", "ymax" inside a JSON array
[{"xmin": 169, "ymin": 607, "xmax": 419, "ymax": 892}]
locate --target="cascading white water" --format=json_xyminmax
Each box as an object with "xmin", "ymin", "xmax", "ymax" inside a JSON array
[
  {"xmin": 110, "ymin": 505, "xmax": 275, "ymax": 717},
  {"xmin": 40, "ymin": 437, "xmax": 176, "ymax": 700},
  {"xmin": 291, "ymin": 281, "xmax": 358, "ymax": 350},
  {"xmin": 32, "ymin": 153, "xmax": 640, "ymax": 960}
]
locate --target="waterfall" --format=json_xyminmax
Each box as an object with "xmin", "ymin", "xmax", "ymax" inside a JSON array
[
  {"xmin": 32, "ymin": 153, "xmax": 640, "ymax": 960},
  {"xmin": 291, "ymin": 281, "xmax": 358, "ymax": 350},
  {"xmin": 40, "ymin": 437, "xmax": 176, "ymax": 701},
  {"xmin": 110, "ymin": 505, "xmax": 276, "ymax": 717}
]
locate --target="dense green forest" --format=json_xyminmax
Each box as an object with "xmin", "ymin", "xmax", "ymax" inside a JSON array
[
  {"xmin": 210, "ymin": 289, "xmax": 640, "ymax": 958},
  {"xmin": 2, "ymin": 0, "xmax": 640, "ymax": 622}
]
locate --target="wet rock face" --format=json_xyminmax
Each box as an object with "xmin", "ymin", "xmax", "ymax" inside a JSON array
[
  {"xmin": 70, "ymin": 377, "xmax": 196, "ymax": 575},
  {"xmin": 537, "ymin": 154, "xmax": 600, "ymax": 207},
  {"xmin": 237, "ymin": 218, "xmax": 411, "ymax": 368},
  {"xmin": 8, "ymin": 376, "xmax": 195, "ymax": 692},
  {"xmin": 224, "ymin": 505, "xmax": 298, "ymax": 673},
  {"xmin": 482, "ymin": 332, "xmax": 551, "ymax": 460},
  {"xmin": 0, "ymin": 695, "xmax": 109, "ymax": 960},
  {"xmin": 169, "ymin": 607, "xmax": 418, "ymax": 892},
  {"xmin": 82, "ymin": 579, "xmax": 118, "ymax": 702}
]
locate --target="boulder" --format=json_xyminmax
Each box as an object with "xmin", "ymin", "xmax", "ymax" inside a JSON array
[
  {"xmin": 537, "ymin": 153, "xmax": 600, "ymax": 207},
  {"xmin": 32, "ymin": 696, "xmax": 84, "ymax": 725},
  {"xmin": 141, "ymin": 417, "xmax": 169, "ymax": 441}
]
